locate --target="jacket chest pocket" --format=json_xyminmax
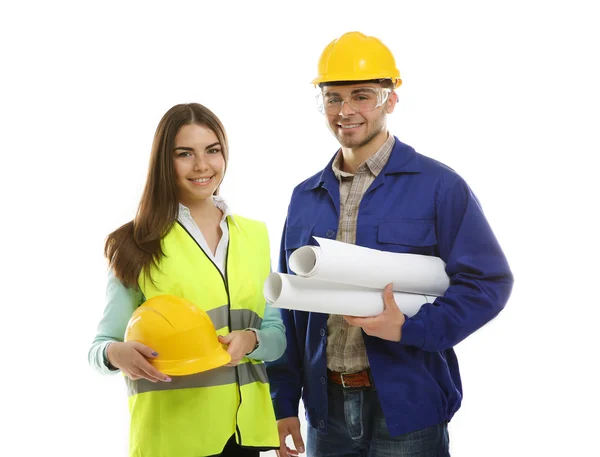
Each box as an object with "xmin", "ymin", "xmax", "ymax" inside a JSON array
[
  {"xmin": 283, "ymin": 225, "xmax": 315, "ymax": 274},
  {"xmin": 377, "ymin": 220, "xmax": 437, "ymax": 255}
]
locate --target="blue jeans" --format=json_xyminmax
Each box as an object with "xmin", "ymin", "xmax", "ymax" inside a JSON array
[{"xmin": 307, "ymin": 383, "xmax": 450, "ymax": 457}]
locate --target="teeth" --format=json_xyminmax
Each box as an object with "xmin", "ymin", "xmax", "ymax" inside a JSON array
[
  {"xmin": 192, "ymin": 177, "xmax": 211, "ymax": 183},
  {"xmin": 340, "ymin": 124, "xmax": 361, "ymax": 129}
]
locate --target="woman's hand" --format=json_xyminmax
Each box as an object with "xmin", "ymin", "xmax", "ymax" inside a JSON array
[
  {"xmin": 218, "ymin": 330, "xmax": 257, "ymax": 366},
  {"xmin": 106, "ymin": 341, "xmax": 171, "ymax": 382}
]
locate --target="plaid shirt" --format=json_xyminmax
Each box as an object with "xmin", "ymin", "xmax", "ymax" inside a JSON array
[{"xmin": 326, "ymin": 133, "xmax": 395, "ymax": 373}]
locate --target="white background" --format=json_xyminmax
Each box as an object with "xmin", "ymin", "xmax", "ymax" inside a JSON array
[{"xmin": 1, "ymin": 1, "xmax": 598, "ymax": 456}]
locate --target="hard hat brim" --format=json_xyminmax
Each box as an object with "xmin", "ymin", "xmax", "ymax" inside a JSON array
[
  {"xmin": 151, "ymin": 346, "xmax": 232, "ymax": 376},
  {"xmin": 312, "ymin": 74, "xmax": 402, "ymax": 88}
]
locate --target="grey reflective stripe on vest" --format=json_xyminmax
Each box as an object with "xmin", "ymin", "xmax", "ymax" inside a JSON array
[
  {"xmin": 206, "ymin": 305, "xmax": 264, "ymax": 331},
  {"xmin": 206, "ymin": 305, "xmax": 230, "ymax": 330},
  {"xmin": 238, "ymin": 361, "xmax": 269, "ymax": 386},
  {"xmin": 231, "ymin": 309, "xmax": 263, "ymax": 330},
  {"xmin": 126, "ymin": 361, "xmax": 269, "ymax": 396}
]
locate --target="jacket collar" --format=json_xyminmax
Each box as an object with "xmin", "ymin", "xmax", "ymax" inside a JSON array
[{"xmin": 304, "ymin": 136, "xmax": 422, "ymax": 191}]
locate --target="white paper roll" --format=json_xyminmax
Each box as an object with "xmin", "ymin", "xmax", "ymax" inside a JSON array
[
  {"xmin": 289, "ymin": 237, "xmax": 450, "ymax": 297},
  {"xmin": 264, "ymin": 272, "xmax": 435, "ymax": 317}
]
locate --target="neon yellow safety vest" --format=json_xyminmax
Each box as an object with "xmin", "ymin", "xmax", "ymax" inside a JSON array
[{"xmin": 126, "ymin": 215, "xmax": 279, "ymax": 457}]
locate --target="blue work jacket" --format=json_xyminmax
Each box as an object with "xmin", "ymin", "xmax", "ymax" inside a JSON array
[{"xmin": 266, "ymin": 137, "xmax": 514, "ymax": 436}]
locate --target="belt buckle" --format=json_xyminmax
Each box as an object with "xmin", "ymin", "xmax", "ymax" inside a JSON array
[{"xmin": 340, "ymin": 372, "xmax": 349, "ymax": 388}]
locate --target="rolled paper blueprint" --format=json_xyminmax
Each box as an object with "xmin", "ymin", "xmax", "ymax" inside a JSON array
[
  {"xmin": 263, "ymin": 272, "xmax": 435, "ymax": 317},
  {"xmin": 288, "ymin": 237, "xmax": 450, "ymax": 297}
]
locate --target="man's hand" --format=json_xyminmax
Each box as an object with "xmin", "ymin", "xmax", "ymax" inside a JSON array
[
  {"xmin": 218, "ymin": 330, "xmax": 257, "ymax": 366},
  {"xmin": 276, "ymin": 417, "xmax": 305, "ymax": 457},
  {"xmin": 344, "ymin": 284, "xmax": 406, "ymax": 342}
]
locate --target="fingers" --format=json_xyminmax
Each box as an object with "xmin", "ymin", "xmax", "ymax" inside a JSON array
[
  {"xmin": 344, "ymin": 315, "xmax": 374, "ymax": 327},
  {"xmin": 281, "ymin": 445, "xmax": 300, "ymax": 457},
  {"xmin": 343, "ymin": 315, "xmax": 358, "ymax": 326},
  {"xmin": 277, "ymin": 436, "xmax": 299, "ymax": 457},
  {"xmin": 138, "ymin": 361, "xmax": 171, "ymax": 383},
  {"xmin": 346, "ymin": 285, "xmax": 397, "ymax": 327},
  {"xmin": 225, "ymin": 352, "xmax": 243, "ymax": 366},
  {"xmin": 129, "ymin": 344, "xmax": 170, "ymax": 382},
  {"xmin": 290, "ymin": 425, "xmax": 305, "ymax": 454},
  {"xmin": 277, "ymin": 425, "xmax": 288, "ymax": 457},
  {"xmin": 343, "ymin": 315, "xmax": 378, "ymax": 336},
  {"xmin": 129, "ymin": 341, "xmax": 159, "ymax": 359},
  {"xmin": 124, "ymin": 351, "xmax": 171, "ymax": 383},
  {"xmin": 220, "ymin": 331, "xmax": 249, "ymax": 366},
  {"xmin": 382, "ymin": 283, "xmax": 398, "ymax": 310},
  {"xmin": 276, "ymin": 449, "xmax": 295, "ymax": 457},
  {"xmin": 126, "ymin": 363, "xmax": 170, "ymax": 383},
  {"xmin": 126, "ymin": 369, "xmax": 167, "ymax": 383},
  {"xmin": 345, "ymin": 285, "xmax": 395, "ymax": 325},
  {"xmin": 218, "ymin": 333, "xmax": 235, "ymax": 344},
  {"xmin": 277, "ymin": 419, "xmax": 304, "ymax": 456}
]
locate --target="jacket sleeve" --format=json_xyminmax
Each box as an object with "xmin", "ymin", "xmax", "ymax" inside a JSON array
[
  {"xmin": 87, "ymin": 269, "xmax": 142, "ymax": 375},
  {"xmin": 265, "ymin": 218, "xmax": 304, "ymax": 420},
  {"xmin": 400, "ymin": 177, "xmax": 514, "ymax": 351}
]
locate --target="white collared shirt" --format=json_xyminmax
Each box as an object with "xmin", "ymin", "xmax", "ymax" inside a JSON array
[{"xmin": 177, "ymin": 196, "xmax": 236, "ymax": 278}]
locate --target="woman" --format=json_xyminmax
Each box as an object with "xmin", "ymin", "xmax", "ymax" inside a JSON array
[{"xmin": 88, "ymin": 103, "xmax": 285, "ymax": 457}]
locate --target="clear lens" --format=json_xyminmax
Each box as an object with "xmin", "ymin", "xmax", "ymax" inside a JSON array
[{"xmin": 316, "ymin": 88, "xmax": 391, "ymax": 114}]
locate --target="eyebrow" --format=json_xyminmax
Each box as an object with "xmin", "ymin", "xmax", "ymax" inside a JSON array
[
  {"xmin": 204, "ymin": 142, "xmax": 221, "ymax": 150},
  {"xmin": 173, "ymin": 142, "xmax": 221, "ymax": 152},
  {"xmin": 323, "ymin": 88, "xmax": 376, "ymax": 97}
]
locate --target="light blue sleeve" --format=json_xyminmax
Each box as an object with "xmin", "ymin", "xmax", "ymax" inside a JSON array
[
  {"xmin": 87, "ymin": 269, "xmax": 143, "ymax": 375},
  {"xmin": 247, "ymin": 300, "xmax": 286, "ymax": 362},
  {"xmin": 246, "ymin": 261, "xmax": 286, "ymax": 362}
]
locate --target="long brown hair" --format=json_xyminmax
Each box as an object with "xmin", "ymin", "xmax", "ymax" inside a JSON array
[{"xmin": 105, "ymin": 103, "xmax": 229, "ymax": 289}]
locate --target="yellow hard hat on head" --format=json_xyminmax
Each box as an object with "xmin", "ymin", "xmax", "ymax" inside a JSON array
[
  {"xmin": 312, "ymin": 31, "xmax": 402, "ymax": 88},
  {"xmin": 124, "ymin": 295, "xmax": 231, "ymax": 376}
]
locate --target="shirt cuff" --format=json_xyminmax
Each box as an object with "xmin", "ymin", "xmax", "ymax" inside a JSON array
[
  {"xmin": 245, "ymin": 328, "xmax": 260, "ymax": 355},
  {"xmin": 103, "ymin": 342, "xmax": 119, "ymax": 371}
]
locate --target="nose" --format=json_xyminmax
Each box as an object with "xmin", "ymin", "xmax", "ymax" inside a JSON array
[
  {"xmin": 339, "ymin": 100, "xmax": 356, "ymax": 117},
  {"xmin": 193, "ymin": 154, "xmax": 209, "ymax": 171}
]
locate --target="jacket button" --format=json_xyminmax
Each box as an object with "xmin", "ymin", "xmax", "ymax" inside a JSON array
[
  {"xmin": 319, "ymin": 420, "xmax": 325, "ymax": 429},
  {"xmin": 326, "ymin": 229, "xmax": 335, "ymax": 238},
  {"xmin": 320, "ymin": 376, "xmax": 326, "ymax": 385},
  {"xmin": 320, "ymin": 328, "xmax": 326, "ymax": 337}
]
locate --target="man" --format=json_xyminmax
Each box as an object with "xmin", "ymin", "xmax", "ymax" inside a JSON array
[{"xmin": 266, "ymin": 31, "xmax": 513, "ymax": 457}]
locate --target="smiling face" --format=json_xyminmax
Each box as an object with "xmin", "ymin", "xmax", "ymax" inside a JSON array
[
  {"xmin": 173, "ymin": 123, "xmax": 225, "ymax": 206},
  {"xmin": 321, "ymin": 82, "xmax": 396, "ymax": 151}
]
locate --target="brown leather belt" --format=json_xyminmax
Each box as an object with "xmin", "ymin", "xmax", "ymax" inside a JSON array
[{"xmin": 328, "ymin": 369, "xmax": 372, "ymax": 388}]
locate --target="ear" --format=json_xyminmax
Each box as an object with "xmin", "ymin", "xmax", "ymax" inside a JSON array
[{"xmin": 386, "ymin": 91, "xmax": 398, "ymax": 114}]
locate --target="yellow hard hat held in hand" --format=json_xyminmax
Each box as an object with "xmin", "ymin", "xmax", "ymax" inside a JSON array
[
  {"xmin": 124, "ymin": 295, "xmax": 231, "ymax": 376},
  {"xmin": 312, "ymin": 31, "xmax": 402, "ymax": 88}
]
